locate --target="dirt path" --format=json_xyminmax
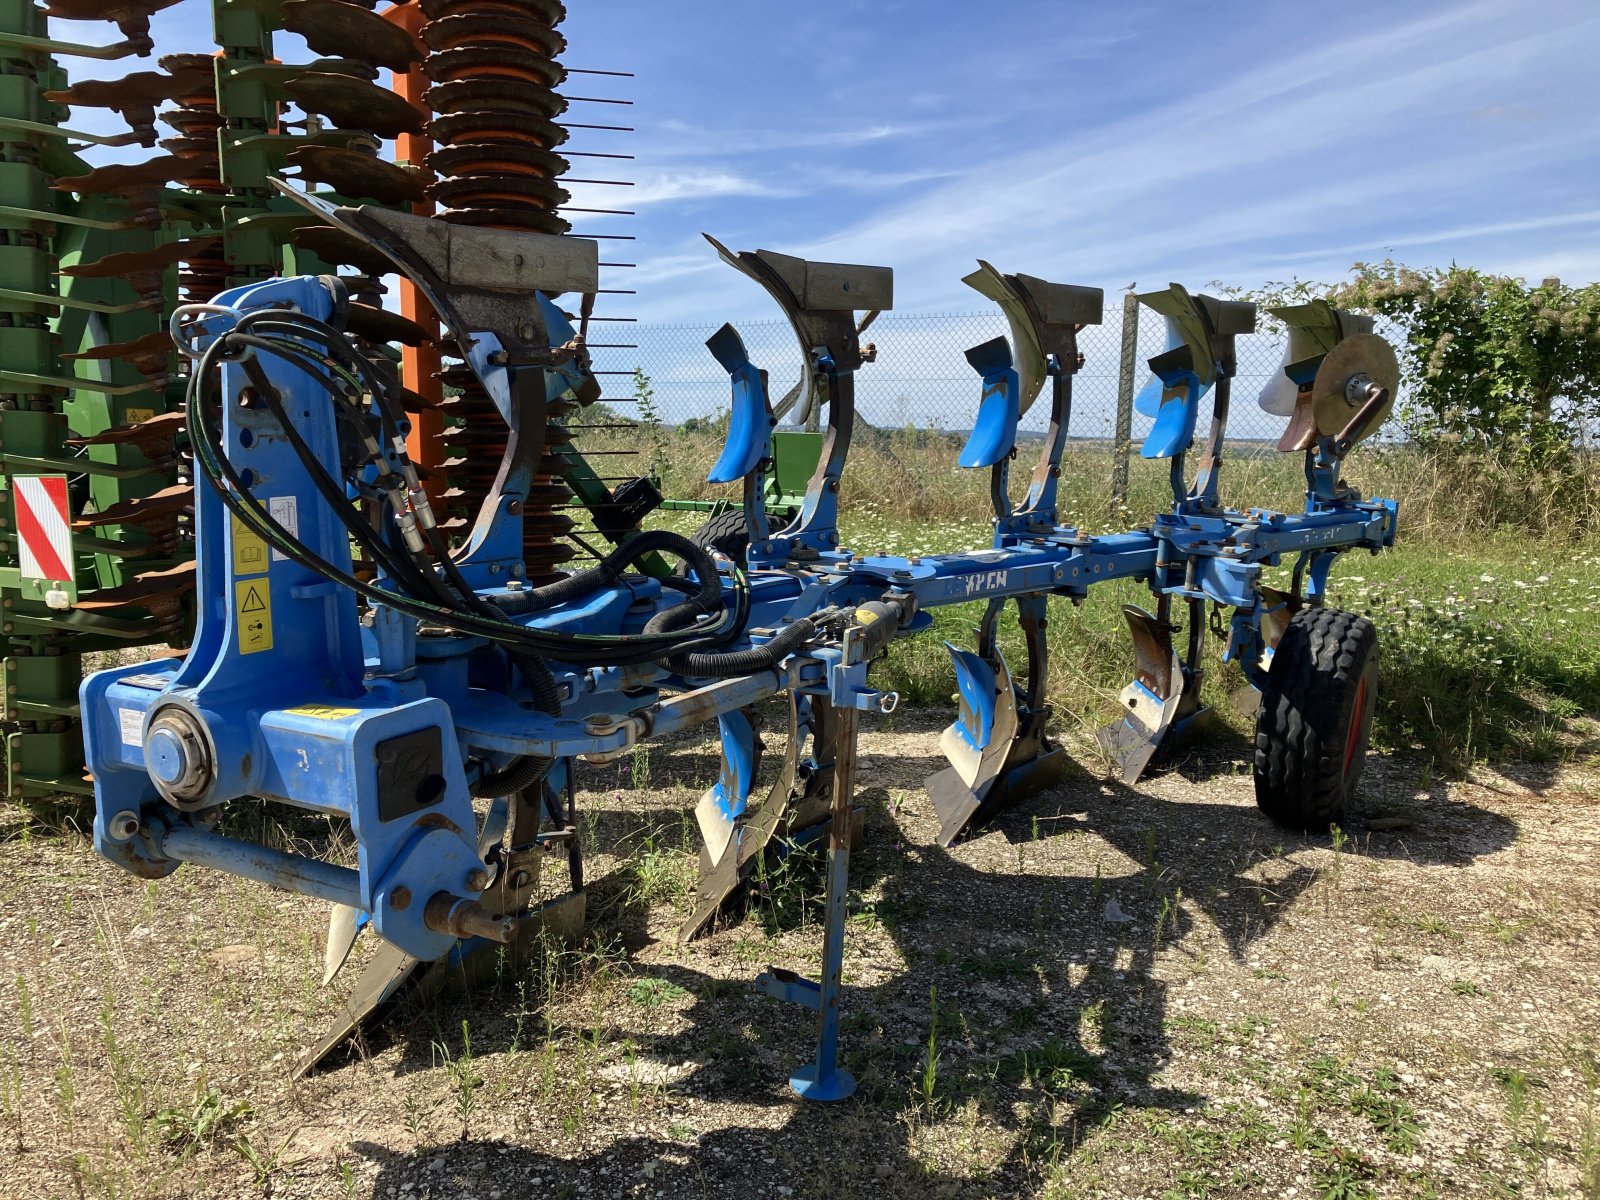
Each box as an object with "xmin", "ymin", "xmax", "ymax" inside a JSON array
[{"xmin": 1, "ymin": 716, "xmax": 1597, "ymax": 1199}]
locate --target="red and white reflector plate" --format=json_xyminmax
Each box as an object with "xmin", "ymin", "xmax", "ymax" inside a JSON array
[{"xmin": 12, "ymin": 474, "xmax": 77, "ymax": 606}]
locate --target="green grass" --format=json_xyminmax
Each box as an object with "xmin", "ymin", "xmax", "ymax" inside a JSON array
[{"xmin": 625, "ymin": 427, "xmax": 1600, "ymax": 774}]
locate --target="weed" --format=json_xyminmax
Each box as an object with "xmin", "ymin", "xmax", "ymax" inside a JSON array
[
  {"xmin": 1409, "ymin": 912, "xmax": 1458, "ymax": 939},
  {"xmin": 1349, "ymin": 1068, "xmax": 1422, "ymax": 1154},
  {"xmin": 920, "ymin": 987, "xmax": 941, "ymax": 1112},
  {"xmin": 100, "ymin": 999, "xmax": 150, "ymax": 1157},
  {"xmin": 1289, "ymin": 1089, "xmax": 1327, "ymax": 1152},
  {"xmin": 1002, "ymin": 1038, "xmax": 1103, "ymax": 1094},
  {"xmin": 233, "ymin": 1128, "xmax": 297, "ymax": 1189},
  {"xmin": 630, "ymin": 742, "xmax": 652, "ymax": 791},
  {"xmin": 1314, "ymin": 1155, "xmax": 1376, "ymax": 1200},
  {"xmin": 155, "ymin": 1081, "xmax": 252, "ymax": 1154},
  {"xmin": 1450, "ymin": 979, "xmax": 1485, "ymax": 997},
  {"xmin": 53, "ymin": 1030, "xmax": 76, "ymax": 1128},
  {"xmin": 1484, "ymin": 915, "xmax": 1537, "ymax": 945},
  {"xmin": 433, "ymin": 1020, "xmax": 484, "ymax": 1140},
  {"xmin": 633, "ymin": 367, "xmax": 668, "ymax": 476},
  {"xmin": 626, "ymin": 977, "xmax": 690, "ymax": 1008},
  {"xmin": 1168, "ymin": 1015, "xmax": 1222, "ymax": 1052},
  {"xmin": 631, "ymin": 829, "xmax": 692, "ymax": 909},
  {"xmin": 401, "ymin": 1081, "xmax": 436, "ymax": 1149},
  {"xmin": 1153, "ymin": 886, "xmax": 1184, "ymax": 949}
]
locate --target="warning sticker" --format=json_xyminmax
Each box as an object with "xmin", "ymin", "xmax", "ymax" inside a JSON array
[
  {"xmin": 123, "ymin": 406, "xmax": 156, "ymax": 425},
  {"xmin": 284, "ymin": 704, "xmax": 361, "ymax": 721},
  {"xmin": 119, "ymin": 707, "xmax": 142, "ymax": 747},
  {"xmin": 268, "ymin": 495, "xmax": 298, "ymax": 562},
  {"xmin": 236, "ymin": 579, "xmax": 273, "ymax": 654},
  {"xmin": 231, "ymin": 513, "xmax": 270, "ymax": 577}
]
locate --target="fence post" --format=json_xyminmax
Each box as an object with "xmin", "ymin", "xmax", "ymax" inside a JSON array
[{"xmin": 1111, "ymin": 289, "xmax": 1139, "ymax": 513}]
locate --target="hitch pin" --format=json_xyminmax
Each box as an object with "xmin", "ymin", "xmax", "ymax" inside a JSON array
[{"xmin": 423, "ymin": 893, "xmax": 517, "ymax": 944}]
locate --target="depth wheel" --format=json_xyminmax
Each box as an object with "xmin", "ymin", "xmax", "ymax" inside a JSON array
[
  {"xmin": 1253, "ymin": 606, "xmax": 1378, "ymax": 830},
  {"xmin": 689, "ymin": 509, "xmax": 750, "ymax": 569}
]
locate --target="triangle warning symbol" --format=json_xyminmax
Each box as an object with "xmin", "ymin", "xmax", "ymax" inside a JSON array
[{"xmin": 242, "ymin": 585, "xmax": 267, "ymax": 614}]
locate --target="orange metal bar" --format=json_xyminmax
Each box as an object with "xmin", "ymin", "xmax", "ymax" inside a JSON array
[{"xmin": 382, "ymin": 2, "xmax": 445, "ymax": 501}]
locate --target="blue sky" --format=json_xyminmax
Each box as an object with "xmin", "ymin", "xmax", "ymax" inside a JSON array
[
  {"xmin": 559, "ymin": 0, "xmax": 1600, "ymax": 321},
  {"xmin": 61, "ymin": 0, "xmax": 1600, "ymax": 329}
]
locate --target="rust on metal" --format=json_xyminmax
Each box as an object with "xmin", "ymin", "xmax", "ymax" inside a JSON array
[
  {"xmin": 60, "ymin": 237, "xmax": 217, "ymax": 280},
  {"xmin": 68, "ymin": 414, "xmax": 186, "ymax": 463},
  {"xmin": 43, "ymin": 0, "xmax": 183, "ymax": 51},
  {"xmin": 281, "ymin": 0, "xmax": 424, "ymax": 73},
  {"xmin": 291, "ymin": 224, "xmax": 397, "ymax": 276},
  {"xmin": 54, "ymin": 155, "xmax": 198, "ymax": 196},
  {"xmin": 427, "ymin": 109, "xmax": 566, "ymax": 152},
  {"xmin": 283, "ymin": 72, "xmax": 427, "ymax": 139},
  {"xmin": 62, "ymin": 329, "xmax": 176, "ymax": 384},
  {"xmin": 411, "ymin": 0, "xmax": 610, "ymax": 580},
  {"xmin": 75, "ymin": 562, "xmax": 196, "ymax": 635},
  {"xmin": 42, "ymin": 64, "xmax": 212, "ymax": 147},
  {"xmin": 347, "ymin": 303, "xmax": 430, "ymax": 348},
  {"xmin": 286, "ymin": 145, "xmax": 429, "ymax": 206}
]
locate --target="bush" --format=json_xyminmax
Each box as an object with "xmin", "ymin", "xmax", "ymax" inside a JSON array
[{"xmin": 1331, "ymin": 262, "xmax": 1600, "ymax": 468}]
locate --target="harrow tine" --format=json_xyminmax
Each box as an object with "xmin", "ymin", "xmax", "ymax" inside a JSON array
[{"xmin": 1096, "ymin": 604, "xmax": 1186, "ymax": 784}]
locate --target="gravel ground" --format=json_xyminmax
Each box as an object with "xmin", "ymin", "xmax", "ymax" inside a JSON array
[{"xmin": 1, "ymin": 712, "xmax": 1597, "ymax": 1199}]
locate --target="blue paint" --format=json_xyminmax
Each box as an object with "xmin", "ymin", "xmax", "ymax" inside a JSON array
[
  {"xmin": 84, "ymin": 267, "xmax": 1405, "ymax": 1106},
  {"xmin": 958, "ymin": 337, "xmax": 1020, "ymax": 469},
  {"xmin": 706, "ymin": 324, "xmax": 773, "ymax": 484}
]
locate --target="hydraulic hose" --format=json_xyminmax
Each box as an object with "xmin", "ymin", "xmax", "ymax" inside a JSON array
[
  {"xmin": 470, "ymin": 747, "xmax": 555, "ymax": 800},
  {"xmin": 186, "ymin": 329, "xmax": 750, "ymax": 665},
  {"xmin": 661, "ymin": 617, "xmax": 818, "ymax": 678}
]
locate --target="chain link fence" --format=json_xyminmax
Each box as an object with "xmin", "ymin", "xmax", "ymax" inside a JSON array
[{"xmin": 589, "ymin": 306, "xmax": 1407, "ymax": 448}]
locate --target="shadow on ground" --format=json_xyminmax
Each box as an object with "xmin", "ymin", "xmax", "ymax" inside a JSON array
[{"xmin": 333, "ymin": 707, "xmax": 1528, "ymax": 1199}]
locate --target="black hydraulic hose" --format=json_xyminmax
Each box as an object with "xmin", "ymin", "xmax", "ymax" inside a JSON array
[
  {"xmin": 644, "ymin": 592, "xmax": 817, "ymax": 677},
  {"xmin": 470, "ymin": 749, "xmax": 554, "ymax": 800},
  {"xmin": 236, "ymin": 349, "xmax": 448, "ymax": 603},
  {"xmin": 663, "ymin": 617, "xmax": 818, "ymax": 678},
  {"xmin": 189, "ymin": 376, "xmax": 747, "ymax": 663},
  {"xmin": 493, "ymin": 529, "xmax": 725, "ymax": 621}
]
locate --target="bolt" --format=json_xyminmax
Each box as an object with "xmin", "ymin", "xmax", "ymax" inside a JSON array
[
  {"xmin": 107, "ymin": 811, "xmax": 140, "ymax": 841},
  {"xmin": 466, "ymin": 868, "xmax": 492, "ymax": 892},
  {"xmin": 391, "ymin": 885, "xmax": 412, "ymax": 910},
  {"xmin": 509, "ymin": 870, "xmax": 532, "ymax": 890}
]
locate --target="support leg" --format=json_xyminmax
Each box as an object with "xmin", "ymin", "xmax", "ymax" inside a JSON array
[{"xmin": 786, "ymin": 701, "xmax": 858, "ymax": 1102}]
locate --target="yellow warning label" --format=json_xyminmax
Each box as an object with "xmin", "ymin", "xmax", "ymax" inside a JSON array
[
  {"xmin": 124, "ymin": 406, "xmax": 156, "ymax": 425},
  {"xmin": 231, "ymin": 514, "xmax": 270, "ymax": 577},
  {"xmin": 284, "ymin": 704, "xmax": 360, "ymax": 721},
  {"xmin": 235, "ymin": 579, "xmax": 273, "ymax": 654}
]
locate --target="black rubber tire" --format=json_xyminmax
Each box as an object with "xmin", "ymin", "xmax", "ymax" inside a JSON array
[
  {"xmin": 689, "ymin": 509, "xmax": 751, "ymax": 569},
  {"xmin": 1253, "ymin": 606, "xmax": 1379, "ymax": 830}
]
